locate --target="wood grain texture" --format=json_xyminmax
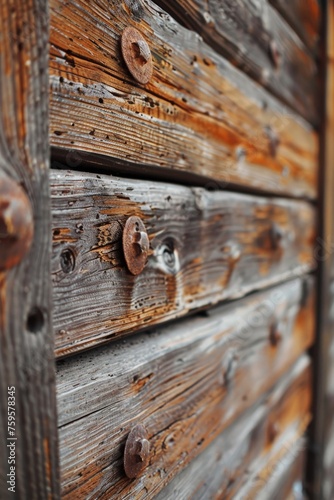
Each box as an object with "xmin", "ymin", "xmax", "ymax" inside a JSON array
[
  {"xmin": 307, "ymin": 1, "xmax": 334, "ymax": 497},
  {"xmin": 153, "ymin": 0, "xmax": 318, "ymax": 124},
  {"xmin": 0, "ymin": 0, "xmax": 60, "ymax": 498},
  {"xmin": 56, "ymin": 280, "xmax": 314, "ymax": 498},
  {"xmin": 156, "ymin": 366, "xmax": 309, "ymax": 500},
  {"xmin": 269, "ymin": 0, "xmax": 321, "ymax": 53},
  {"xmin": 49, "ymin": 0, "xmax": 319, "ymax": 199},
  {"xmin": 57, "ymin": 348, "xmax": 312, "ymax": 499},
  {"xmin": 51, "ymin": 170, "xmax": 316, "ymax": 356}
]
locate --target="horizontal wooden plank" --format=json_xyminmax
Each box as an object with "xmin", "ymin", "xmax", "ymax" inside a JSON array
[
  {"xmin": 324, "ymin": 415, "xmax": 334, "ymax": 500},
  {"xmin": 56, "ymin": 280, "xmax": 314, "ymax": 497},
  {"xmin": 269, "ymin": 0, "xmax": 321, "ymax": 53},
  {"xmin": 57, "ymin": 348, "xmax": 312, "ymax": 498},
  {"xmin": 153, "ymin": 0, "xmax": 318, "ymax": 123},
  {"xmin": 51, "ymin": 171, "xmax": 316, "ymax": 356},
  {"xmin": 49, "ymin": 0, "xmax": 318, "ymax": 198},
  {"xmin": 235, "ymin": 432, "xmax": 307, "ymax": 500},
  {"xmin": 155, "ymin": 361, "xmax": 310, "ymax": 500}
]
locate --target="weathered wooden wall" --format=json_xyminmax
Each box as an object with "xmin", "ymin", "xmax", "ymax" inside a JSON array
[
  {"xmin": 56, "ymin": 281, "xmax": 313, "ymax": 497},
  {"xmin": 51, "ymin": 170, "xmax": 315, "ymax": 356},
  {"xmin": 307, "ymin": 1, "xmax": 334, "ymax": 498},
  {"xmin": 48, "ymin": 0, "xmax": 323, "ymax": 498},
  {"xmin": 49, "ymin": 0, "xmax": 318, "ymax": 198},
  {"xmin": 0, "ymin": 0, "xmax": 59, "ymax": 498}
]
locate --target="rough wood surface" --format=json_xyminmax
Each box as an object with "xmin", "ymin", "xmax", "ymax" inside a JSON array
[
  {"xmin": 57, "ymin": 347, "xmax": 312, "ymax": 499},
  {"xmin": 269, "ymin": 0, "xmax": 321, "ymax": 53},
  {"xmin": 156, "ymin": 367, "xmax": 309, "ymax": 500},
  {"xmin": 49, "ymin": 0, "xmax": 318, "ymax": 198},
  {"xmin": 307, "ymin": 1, "xmax": 334, "ymax": 497},
  {"xmin": 56, "ymin": 279, "xmax": 314, "ymax": 498},
  {"xmin": 153, "ymin": 0, "xmax": 318, "ymax": 124},
  {"xmin": 51, "ymin": 170, "xmax": 316, "ymax": 356},
  {"xmin": 0, "ymin": 1, "xmax": 60, "ymax": 498}
]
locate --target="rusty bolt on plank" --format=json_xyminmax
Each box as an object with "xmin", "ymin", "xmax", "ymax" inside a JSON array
[
  {"xmin": 0, "ymin": 174, "xmax": 33, "ymax": 271},
  {"xmin": 269, "ymin": 40, "xmax": 282, "ymax": 69},
  {"xmin": 123, "ymin": 216, "xmax": 149, "ymax": 275},
  {"xmin": 121, "ymin": 27, "xmax": 153, "ymax": 84},
  {"xmin": 124, "ymin": 424, "xmax": 150, "ymax": 479},
  {"xmin": 269, "ymin": 321, "xmax": 282, "ymax": 347},
  {"xmin": 268, "ymin": 421, "xmax": 280, "ymax": 443},
  {"xmin": 269, "ymin": 222, "xmax": 283, "ymax": 251}
]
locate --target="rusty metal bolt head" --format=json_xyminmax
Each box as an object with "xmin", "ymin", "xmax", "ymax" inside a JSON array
[
  {"xmin": 124, "ymin": 424, "xmax": 150, "ymax": 479},
  {"xmin": 264, "ymin": 125, "xmax": 280, "ymax": 157},
  {"xmin": 269, "ymin": 222, "xmax": 283, "ymax": 251},
  {"xmin": 268, "ymin": 421, "xmax": 280, "ymax": 443},
  {"xmin": 0, "ymin": 174, "xmax": 33, "ymax": 271},
  {"xmin": 121, "ymin": 27, "xmax": 153, "ymax": 84},
  {"xmin": 269, "ymin": 40, "xmax": 282, "ymax": 69},
  {"xmin": 123, "ymin": 216, "xmax": 149, "ymax": 275},
  {"xmin": 269, "ymin": 321, "xmax": 282, "ymax": 347}
]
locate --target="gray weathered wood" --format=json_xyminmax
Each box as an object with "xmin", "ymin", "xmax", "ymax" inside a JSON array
[
  {"xmin": 156, "ymin": 359, "xmax": 310, "ymax": 500},
  {"xmin": 307, "ymin": 1, "xmax": 334, "ymax": 497},
  {"xmin": 0, "ymin": 0, "xmax": 60, "ymax": 498},
  {"xmin": 49, "ymin": 0, "xmax": 318, "ymax": 198},
  {"xmin": 153, "ymin": 0, "xmax": 318, "ymax": 124},
  {"xmin": 56, "ymin": 280, "xmax": 314, "ymax": 497},
  {"xmin": 51, "ymin": 170, "xmax": 316, "ymax": 356},
  {"xmin": 269, "ymin": 0, "xmax": 321, "ymax": 53}
]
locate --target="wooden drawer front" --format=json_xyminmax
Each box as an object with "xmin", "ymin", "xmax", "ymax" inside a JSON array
[
  {"xmin": 51, "ymin": 171, "xmax": 315, "ymax": 356},
  {"xmin": 155, "ymin": 356, "xmax": 310, "ymax": 500},
  {"xmin": 49, "ymin": 0, "xmax": 318, "ymax": 198},
  {"xmin": 56, "ymin": 279, "xmax": 314, "ymax": 498}
]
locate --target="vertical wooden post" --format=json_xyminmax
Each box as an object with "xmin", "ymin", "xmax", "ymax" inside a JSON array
[
  {"xmin": 0, "ymin": 0, "xmax": 60, "ymax": 498},
  {"xmin": 307, "ymin": 0, "xmax": 334, "ymax": 498}
]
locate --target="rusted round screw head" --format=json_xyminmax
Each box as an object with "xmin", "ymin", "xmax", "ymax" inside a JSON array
[
  {"xmin": 0, "ymin": 174, "xmax": 33, "ymax": 271},
  {"xmin": 121, "ymin": 27, "xmax": 153, "ymax": 84},
  {"xmin": 264, "ymin": 125, "xmax": 280, "ymax": 157},
  {"xmin": 269, "ymin": 222, "xmax": 283, "ymax": 251},
  {"xmin": 269, "ymin": 321, "xmax": 282, "ymax": 346},
  {"xmin": 124, "ymin": 424, "xmax": 150, "ymax": 479},
  {"xmin": 268, "ymin": 421, "xmax": 280, "ymax": 442},
  {"xmin": 269, "ymin": 40, "xmax": 282, "ymax": 69},
  {"xmin": 123, "ymin": 216, "xmax": 149, "ymax": 275}
]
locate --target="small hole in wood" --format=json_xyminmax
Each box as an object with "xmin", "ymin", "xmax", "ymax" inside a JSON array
[
  {"xmin": 60, "ymin": 248, "xmax": 76, "ymax": 273},
  {"xmin": 26, "ymin": 307, "xmax": 44, "ymax": 334}
]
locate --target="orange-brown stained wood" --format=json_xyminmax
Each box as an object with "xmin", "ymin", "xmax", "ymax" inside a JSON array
[
  {"xmin": 156, "ymin": 362, "xmax": 310, "ymax": 500},
  {"xmin": 51, "ymin": 171, "xmax": 316, "ymax": 357},
  {"xmin": 0, "ymin": 0, "xmax": 60, "ymax": 497},
  {"xmin": 57, "ymin": 340, "xmax": 312, "ymax": 498},
  {"xmin": 153, "ymin": 0, "xmax": 319, "ymax": 124},
  {"xmin": 49, "ymin": 0, "xmax": 318, "ymax": 198}
]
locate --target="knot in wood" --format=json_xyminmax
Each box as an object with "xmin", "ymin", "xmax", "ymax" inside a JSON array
[
  {"xmin": 0, "ymin": 174, "xmax": 33, "ymax": 270},
  {"xmin": 121, "ymin": 27, "xmax": 153, "ymax": 84},
  {"xmin": 124, "ymin": 425, "xmax": 150, "ymax": 479},
  {"xmin": 122, "ymin": 216, "xmax": 149, "ymax": 275}
]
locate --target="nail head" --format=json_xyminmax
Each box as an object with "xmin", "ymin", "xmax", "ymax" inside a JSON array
[
  {"xmin": 121, "ymin": 27, "xmax": 153, "ymax": 84},
  {"xmin": 124, "ymin": 424, "xmax": 150, "ymax": 478},
  {"xmin": 0, "ymin": 175, "xmax": 33, "ymax": 271},
  {"xmin": 123, "ymin": 216, "xmax": 149, "ymax": 275}
]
